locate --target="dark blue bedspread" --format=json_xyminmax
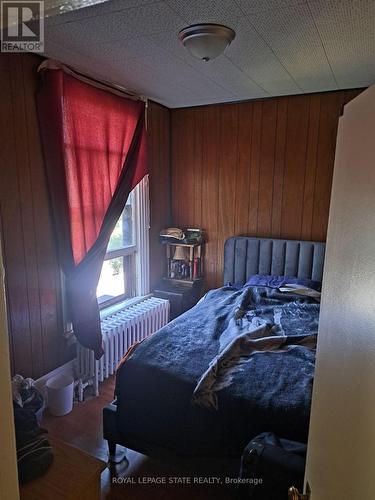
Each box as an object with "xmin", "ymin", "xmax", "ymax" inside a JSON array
[{"xmin": 115, "ymin": 285, "xmax": 319, "ymax": 457}]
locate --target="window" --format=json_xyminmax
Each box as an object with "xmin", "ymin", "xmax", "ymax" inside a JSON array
[{"xmin": 96, "ymin": 176, "xmax": 150, "ymax": 308}]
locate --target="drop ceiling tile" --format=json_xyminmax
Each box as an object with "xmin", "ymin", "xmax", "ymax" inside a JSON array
[
  {"xmin": 147, "ymin": 29, "xmax": 199, "ymax": 63},
  {"xmin": 224, "ymin": 18, "xmax": 301, "ymax": 89},
  {"xmin": 124, "ymin": 80, "xmax": 180, "ymax": 104},
  {"xmin": 139, "ymin": 52, "xmax": 238, "ymax": 100},
  {"xmin": 308, "ymin": 0, "xmax": 375, "ymax": 87},
  {"xmin": 107, "ymin": 57, "xmax": 166, "ymax": 83},
  {"xmin": 186, "ymin": 56, "xmax": 269, "ymax": 98},
  {"xmin": 235, "ymin": 0, "xmax": 307, "ymax": 15},
  {"xmin": 330, "ymin": 56, "xmax": 375, "ymax": 88},
  {"xmin": 92, "ymin": 58, "xmax": 180, "ymax": 101},
  {"xmin": 249, "ymin": 3, "xmax": 338, "ymax": 90},
  {"xmin": 167, "ymin": 98, "xmax": 215, "ymax": 108},
  {"xmin": 138, "ymin": 50, "xmax": 205, "ymax": 82},
  {"xmin": 259, "ymin": 79, "xmax": 301, "ymax": 95},
  {"xmin": 165, "ymin": 0, "xmax": 244, "ymax": 26},
  {"xmin": 174, "ymin": 81, "xmax": 229, "ymax": 102},
  {"xmin": 291, "ymin": 78, "xmax": 337, "ymax": 94},
  {"xmin": 308, "ymin": 0, "xmax": 375, "ymax": 24},
  {"xmin": 43, "ymin": 41, "xmax": 117, "ymax": 83},
  {"xmin": 70, "ymin": 36, "xmax": 164, "ymax": 63},
  {"xmin": 332, "ymin": 78, "xmax": 372, "ymax": 90},
  {"xmin": 45, "ymin": 2, "xmax": 186, "ymax": 49}
]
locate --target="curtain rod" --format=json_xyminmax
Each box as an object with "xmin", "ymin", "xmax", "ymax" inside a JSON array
[{"xmin": 38, "ymin": 59, "xmax": 148, "ymax": 104}]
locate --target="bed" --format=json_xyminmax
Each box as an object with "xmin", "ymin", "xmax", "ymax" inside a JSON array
[{"xmin": 103, "ymin": 236, "xmax": 325, "ymax": 460}]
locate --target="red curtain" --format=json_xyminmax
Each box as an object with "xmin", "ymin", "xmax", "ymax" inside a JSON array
[{"xmin": 37, "ymin": 68, "xmax": 147, "ymax": 358}]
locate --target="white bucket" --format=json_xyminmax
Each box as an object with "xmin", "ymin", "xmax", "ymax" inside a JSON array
[{"xmin": 46, "ymin": 374, "xmax": 74, "ymax": 416}]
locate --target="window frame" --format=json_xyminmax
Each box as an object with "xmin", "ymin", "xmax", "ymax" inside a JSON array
[
  {"xmin": 97, "ymin": 199, "xmax": 138, "ymax": 310},
  {"xmin": 96, "ymin": 175, "xmax": 150, "ymax": 311},
  {"xmin": 60, "ymin": 177, "xmax": 150, "ymax": 334}
]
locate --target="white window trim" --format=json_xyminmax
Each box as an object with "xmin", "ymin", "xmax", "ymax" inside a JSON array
[{"xmin": 133, "ymin": 174, "xmax": 150, "ymax": 296}]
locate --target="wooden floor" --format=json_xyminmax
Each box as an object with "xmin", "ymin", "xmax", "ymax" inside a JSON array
[{"xmin": 42, "ymin": 377, "xmax": 240, "ymax": 499}]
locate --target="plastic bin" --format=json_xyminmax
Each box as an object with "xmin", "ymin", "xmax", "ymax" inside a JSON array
[{"xmin": 46, "ymin": 374, "xmax": 74, "ymax": 416}]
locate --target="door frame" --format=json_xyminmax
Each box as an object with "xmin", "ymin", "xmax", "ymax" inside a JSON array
[{"xmin": 0, "ymin": 232, "xmax": 19, "ymax": 499}]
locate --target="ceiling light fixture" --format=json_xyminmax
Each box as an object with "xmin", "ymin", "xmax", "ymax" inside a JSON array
[{"xmin": 178, "ymin": 23, "xmax": 236, "ymax": 62}]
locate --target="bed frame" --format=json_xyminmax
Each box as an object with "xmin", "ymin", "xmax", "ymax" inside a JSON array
[{"xmin": 103, "ymin": 236, "xmax": 326, "ymax": 463}]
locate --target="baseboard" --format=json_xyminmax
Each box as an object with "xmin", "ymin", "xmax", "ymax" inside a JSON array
[{"xmin": 34, "ymin": 359, "xmax": 75, "ymax": 404}]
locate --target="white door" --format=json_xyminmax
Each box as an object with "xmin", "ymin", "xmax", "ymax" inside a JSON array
[
  {"xmin": 304, "ymin": 85, "xmax": 375, "ymax": 499},
  {"xmin": 0, "ymin": 240, "xmax": 19, "ymax": 498}
]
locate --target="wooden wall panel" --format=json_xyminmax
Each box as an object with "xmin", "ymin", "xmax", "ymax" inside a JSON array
[
  {"xmin": 0, "ymin": 55, "xmax": 171, "ymax": 377},
  {"xmin": 271, "ymin": 98, "xmax": 288, "ymax": 237},
  {"xmin": 0, "ymin": 53, "xmax": 66, "ymax": 378},
  {"xmin": 148, "ymin": 101, "xmax": 171, "ymax": 289},
  {"xmin": 248, "ymin": 100, "xmax": 263, "ymax": 237},
  {"xmin": 201, "ymin": 106, "xmax": 220, "ymax": 291},
  {"xmin": 234, "ymin": 102, "xmax": 252, "ymax": 236},
  {"xmin": 281, "ymin": 95, "xmax": 310, "ymax": 239},
  {"xmin": 217, "ymin": 104, "xmax": 238, "ymax": 285},
  {"xmin": 171, "ymin": 89, "xmax": 364, "ymax": 290},
  {"xmin": 258, "ymin": 98, "xmax": 277, "ymax": 236}
]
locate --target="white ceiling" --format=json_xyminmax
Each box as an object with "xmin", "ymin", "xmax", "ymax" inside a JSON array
[{"xmin": 41, "ymin": 0, "xmax": 375, "ymax": 108}]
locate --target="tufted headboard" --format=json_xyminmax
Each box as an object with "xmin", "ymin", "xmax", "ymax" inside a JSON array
[{"xmin": 223, "ymin": 237, "xmax": 326, "ymax": 285}]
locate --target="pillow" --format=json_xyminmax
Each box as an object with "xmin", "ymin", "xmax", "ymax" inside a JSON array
[{"xmin": 245, "ymin": 274, "xmax": 321, "ymax": 291}]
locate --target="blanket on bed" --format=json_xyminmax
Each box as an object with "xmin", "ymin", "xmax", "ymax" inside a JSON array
[
  {"xmin": 191, "ymin": 285, "xmax": 319, "ymax": 410},
  {"xmin": 115, "ymin": 284, "xmax": 320, "ymax": 456}
]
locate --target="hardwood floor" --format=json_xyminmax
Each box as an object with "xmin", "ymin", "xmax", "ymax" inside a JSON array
[{"xmin": 42, "ymin": 377, "xmax": 240, "ymax": 499}]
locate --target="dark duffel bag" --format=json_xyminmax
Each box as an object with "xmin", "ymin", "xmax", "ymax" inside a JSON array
[
  {"xmin": 238, "ymin": 432, "xmax": 307, "ymax": 500},
  {"xmin": 13, "ymin": 402, "xmax": 54, "ymax": 484}
]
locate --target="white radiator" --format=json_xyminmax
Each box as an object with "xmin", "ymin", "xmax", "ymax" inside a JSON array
[{"xmin": 75, "ymin": 296, "xmax": 169, "ymax": 400}]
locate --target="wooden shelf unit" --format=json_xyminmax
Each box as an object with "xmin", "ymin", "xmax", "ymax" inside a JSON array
[{"xmin": 165, "ymin": 241, "xmax": 203, "ymax": 282}]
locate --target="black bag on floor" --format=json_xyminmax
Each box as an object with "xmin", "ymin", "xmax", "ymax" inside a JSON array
[
  {"xmin": 238, "ymin": 432, "xmax": 307, "ymax": 500},
  {"xmin": 13, "ymin": 397, "xmax": 54, "ymax": 484}
]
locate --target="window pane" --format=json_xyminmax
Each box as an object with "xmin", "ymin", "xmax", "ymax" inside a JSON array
[
  {"xmin": 96, "ymin": 257, "xmax": 125, "ymax": 304},
  {"xmin": 107, "ymin": 193, "xmax": 134, "ymax": 251},
  {"xmin": 122, "ymin": 193, "xmax": 134, "ymax": 246}
]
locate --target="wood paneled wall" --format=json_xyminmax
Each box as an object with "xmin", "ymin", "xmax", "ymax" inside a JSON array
[
  {"xmin": 0, "ymin": 54, "xmax": 171, "ymax": 378},
  {"xmin": 148, "ymin": 101, "xmax": 171, "ymax": 289},
  {"xmin": 0, "ymin": 53, "xmax": 65, "ymax": 378},
  {"xmin": 171, "ymin": 90, "xmax": 363, "ymax": 290}
]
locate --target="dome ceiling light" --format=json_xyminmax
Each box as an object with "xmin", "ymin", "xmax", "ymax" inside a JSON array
[{"xmin": 178, "ymin": 23, "xmax": 236, "ymax": 62}]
